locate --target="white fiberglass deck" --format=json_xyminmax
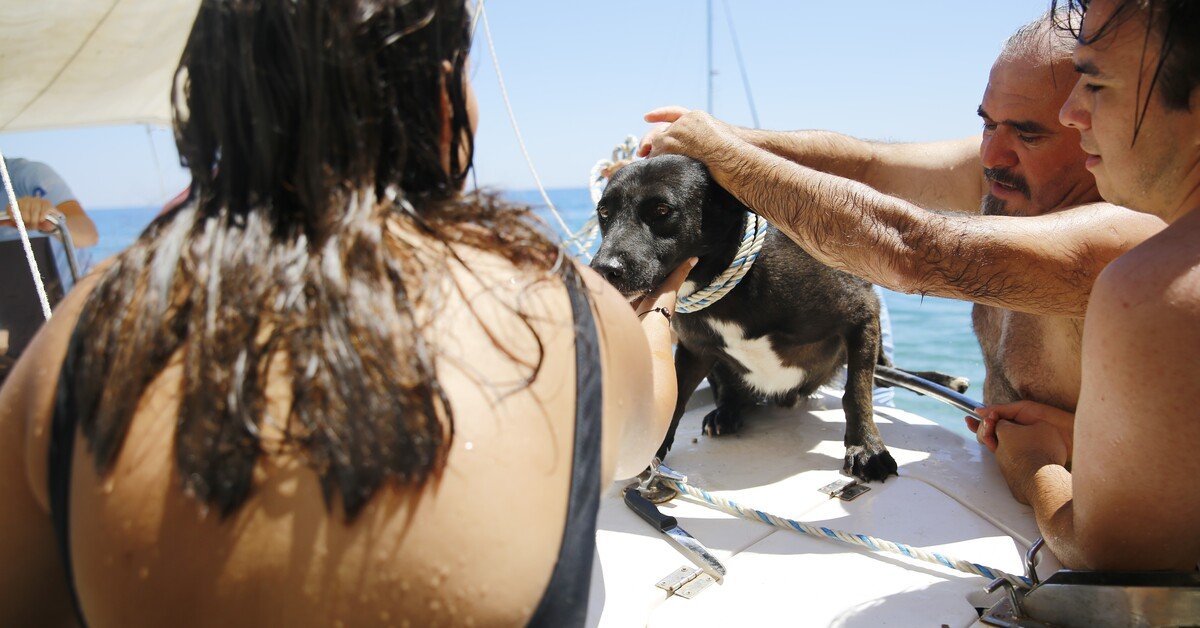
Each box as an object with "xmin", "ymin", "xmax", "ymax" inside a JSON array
[{"xmin": 589, "ymin": 388, "xmax": 1060, "ymax": 627}]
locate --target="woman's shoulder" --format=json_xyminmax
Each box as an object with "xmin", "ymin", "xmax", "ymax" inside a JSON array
[{"xmin": 5, "ymin": 260, "xmax": 112, "ymax": 511}]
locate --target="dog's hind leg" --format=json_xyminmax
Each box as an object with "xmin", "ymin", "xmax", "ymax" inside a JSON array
[
  {"xmin": 656, "ymin": 344, "xmax": 717, "ymax": 461},
  {"xmin": 842, "ymin": 320, "xmax": 899, "ymax": 482},
  {"xmin": 702, "ymin": 363, "xmax": 755, "ymax": 437}
]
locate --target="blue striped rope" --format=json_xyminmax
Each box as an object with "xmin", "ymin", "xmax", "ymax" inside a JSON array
[{"xmin": 667, "ymin": 479, "xmax": 1031, "ymax": 587}]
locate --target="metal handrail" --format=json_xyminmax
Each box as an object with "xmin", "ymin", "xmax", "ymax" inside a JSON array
[
  {"xmin": 1, "ymin": 208, "xmax": 80, "ymax": 283},
  {"xmin": 873, "ymin": 364, "xmax": 985, "ymax": 420}
]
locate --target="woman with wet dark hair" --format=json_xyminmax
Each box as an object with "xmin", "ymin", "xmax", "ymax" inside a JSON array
[{"xmin": 0, "ymin": 1, "xmax": 687, "ymax": 625}]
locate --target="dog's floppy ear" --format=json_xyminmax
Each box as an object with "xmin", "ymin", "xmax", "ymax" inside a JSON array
[
  {"xmin": 703, "ymin": 175, "xmax": 749, "ymax": 233},
  {"xmin": 708, "ymin": 180, "xmax": 747, "ymax": 213}
]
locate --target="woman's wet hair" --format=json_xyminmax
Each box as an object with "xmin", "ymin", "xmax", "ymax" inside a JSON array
[
  {"xmin": 1054, "ymin": 0, "xmax": 1200, "ymax": 139},
  {"xmin": 63, "ymin": 0, "xmax": 561, "ymax": 519}
]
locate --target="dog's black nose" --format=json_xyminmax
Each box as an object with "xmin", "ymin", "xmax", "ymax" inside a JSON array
[{"xmin": 591, "ymin": 257, "xmax": 625, "ymax": 284}]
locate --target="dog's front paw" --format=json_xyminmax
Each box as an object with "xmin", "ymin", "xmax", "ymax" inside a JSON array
[
  {"xmin": 702, "ymin": 406, "xmax": 744, "ymax": 437},
  {"xmin": 842, "ymin": 445, "xmax": 898, "ymax": 482}
]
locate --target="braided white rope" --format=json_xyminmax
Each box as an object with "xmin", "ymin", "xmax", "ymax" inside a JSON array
[
  {"xmin": 568, "ymin": 214, "xmax": 600, "ymax": 258},
  {"xmin": 667, "ymin": 479, "xmax": 1031, "ymax": 588},
  {"xmin": 0, "ymin": 149, "xmax": 52, "ymax": 320},
  {"xmin": 675, "ymin": 211, "xmax": 768, "ymax": 314},
  {"xmin": 588, "ymin": 161, "xmax": 609, "ymax": 207},
  {"xmin": 567, "ymin": 135, "xmax": 642, "ymax": 260}
]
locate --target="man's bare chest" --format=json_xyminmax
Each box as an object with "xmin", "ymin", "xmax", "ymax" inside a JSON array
[{"xmin": 972, "ymin": 305, "xmax": 1084, "ymax": 410}]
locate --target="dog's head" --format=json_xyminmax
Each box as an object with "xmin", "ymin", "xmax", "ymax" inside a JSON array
[{"xmin": 590, "ymin": 155, "xmax": 743, "ymax": 302}]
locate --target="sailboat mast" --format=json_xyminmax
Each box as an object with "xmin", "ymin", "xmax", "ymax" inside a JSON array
[{"xmin": 706, "ymin": 0, "xmax": 713, "ymax": 114}]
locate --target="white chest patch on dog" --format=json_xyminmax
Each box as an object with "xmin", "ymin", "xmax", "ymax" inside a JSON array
[{"xmin": 707, "ymin": 319, "xmax": 807, "ymax": 395}]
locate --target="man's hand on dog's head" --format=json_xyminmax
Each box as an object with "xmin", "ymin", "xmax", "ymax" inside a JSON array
[
  {"xmin": 639, "ymin": 107, "xmax": 740, "ymax": 167},
  {"xmin": 637, "ymin": 106, "xmax": 690, "ymax": 158},
  {"xmin": 601, "ymin": 159, "xmax": 634, "ymax": 180}
]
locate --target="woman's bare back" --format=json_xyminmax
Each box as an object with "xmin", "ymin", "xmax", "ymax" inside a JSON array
[{"xmin": 4, "ymin": 233, "xmax": 645, "ymax": 626}]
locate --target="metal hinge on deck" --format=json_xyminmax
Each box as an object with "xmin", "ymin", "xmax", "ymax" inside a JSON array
[
  {"xmin": 656, "ymin": 566, "xmax": 717, "ymax": 599},
  {"xmin": 819, "ymin": 478, "xmax": 871, "ymax": 501}
]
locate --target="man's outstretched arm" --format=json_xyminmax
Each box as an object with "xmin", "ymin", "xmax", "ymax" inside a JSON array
[
  {"xmin": 642, "ymin": 106, "xmax": 985, "ymax": 215},
  {"xmin": 647, "ymin": 110, "xmax": 1162, "ymax": 318}
]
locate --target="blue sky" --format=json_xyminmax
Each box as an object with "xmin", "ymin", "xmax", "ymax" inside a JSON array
[{"xmin": 1, "ymin": 1, "xmax": 1050, "ymax": 209}]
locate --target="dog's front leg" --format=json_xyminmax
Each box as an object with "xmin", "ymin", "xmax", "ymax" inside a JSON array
[
  {"xmin": 655, "ymin": 344, "xmax": 717, "ymax": 461},
  {"xmin": 701, "ymin": 362, "xmax": 753, "ymax": 437},
  {"xmin": 842, "ymin": 320, "xmax": 899, "ymax": 482}
]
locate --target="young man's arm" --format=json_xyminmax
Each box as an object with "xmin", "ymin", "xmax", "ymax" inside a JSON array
[
  {"xmin": 1067, "ymin": 244, "xmax": 1200, "ymax": 569},
  {"xmin": 648, "ymin": 111, "xmax": 1162, "ymax": 317},
  {"xmin": 643, "ymin": 106, "xmax": 985, "ymax": 214},
  {"xmin": 989, "ymin": 243, "xmax": 1200, "ymax": 569}
]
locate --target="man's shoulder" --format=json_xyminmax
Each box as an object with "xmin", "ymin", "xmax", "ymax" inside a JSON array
[
  {"xmin": 9, "ymin": 158, "xmax": 55, "ymax": 180},
  {"xmin": 7, "ymin": 159, "xmax": 74, "ymax": 205},
  {"xmin": 1091, "ymin": 231, "xmax": 1200, "ymax": 325}
]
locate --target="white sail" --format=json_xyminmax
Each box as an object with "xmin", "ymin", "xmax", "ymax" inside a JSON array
[{"xmin": 0, "ymin": 0, "xmax": 200, "ymax": 132}]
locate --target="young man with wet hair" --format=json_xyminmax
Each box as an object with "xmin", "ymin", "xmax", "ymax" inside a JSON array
[
  {"xmin": 640, "ymin": 12, "xmax": 1163, "ymax": 416},
  {"xmin": 970, "ymin": 0, "xmax": 1200, "ymax": 570}
]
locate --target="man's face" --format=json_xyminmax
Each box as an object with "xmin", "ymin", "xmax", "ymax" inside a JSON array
[
  {"xmin": 978, "ymin": 53, "xmax": 1099, "ymax": 216},
  {"xmin": 1059, "ymin": 0, "xmax": 1200, "ymax": 221}
]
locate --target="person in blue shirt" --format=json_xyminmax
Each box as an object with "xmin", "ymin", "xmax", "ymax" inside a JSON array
[{"xmin": 2, "ymin": 157, "xmax": 98, "ymax": 248}]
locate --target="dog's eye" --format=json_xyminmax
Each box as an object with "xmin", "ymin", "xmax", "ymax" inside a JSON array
[
  {"xmin": 655, "ymin": 204, "xmax": 672, "ymax": 217},
  {"xmin": 597, "ymin": 205, "xmax": 608, "ymax": 219}
]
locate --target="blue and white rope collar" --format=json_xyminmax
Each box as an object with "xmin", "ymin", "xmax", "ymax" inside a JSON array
[{"xmin": 675, "ymin": 211, "xmax": 769, "ymax": 314}]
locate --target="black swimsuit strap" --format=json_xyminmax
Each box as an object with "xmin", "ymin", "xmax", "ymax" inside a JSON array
[
  {"xmin": 527, "ymin": 270, "xmax": 603, "ymax": 627},
  {"xmin": 48, "ymin": 334, "xmax": 88, "ymax": 627}
]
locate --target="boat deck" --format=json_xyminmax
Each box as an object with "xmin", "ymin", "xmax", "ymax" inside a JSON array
[{"xmin": 589, "ymin": 387, "xmax": 1060, "ymax": 626}]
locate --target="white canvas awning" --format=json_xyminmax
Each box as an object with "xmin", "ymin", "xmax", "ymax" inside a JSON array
[{"xmin": 0, "ymin": 0, "xmax": 200, "ymax": 132}]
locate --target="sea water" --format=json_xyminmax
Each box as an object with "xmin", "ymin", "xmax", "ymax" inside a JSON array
[{"xmin": 88, "ymin": 189, "xmax": 983, "ymax": 438}]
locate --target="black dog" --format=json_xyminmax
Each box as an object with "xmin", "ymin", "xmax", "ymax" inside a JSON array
[{"xmin": 591, "ymin": 156, "xmax": 950, "ymax": 482}]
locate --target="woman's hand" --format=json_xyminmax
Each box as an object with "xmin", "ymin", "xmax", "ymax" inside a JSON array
[{"xmin": 632, "ymin": 257, "xmax": 698, "ymax": 320}]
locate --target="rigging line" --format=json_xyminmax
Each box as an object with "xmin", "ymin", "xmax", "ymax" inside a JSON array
[
  {"xmin": 476, "ymin": 2, "xmax": 586, "ymax": 256},
  {"xmin": 143, "ymin": 125, "xmax": 168, "ymax": 203},
  {"xmin": 721, "ymin": 0, "xmax": 760, "ymax": 129},
  {"xmin": 706, "ymin": 0, "xmax": 714, "ymax": 114},
  {"xmin": 470, "ymin": 0, "xmax": 484, "ymax": 41},
  {"xmin": 0, "ymin": 148, "xmax": 53, "ymax": 320}
]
